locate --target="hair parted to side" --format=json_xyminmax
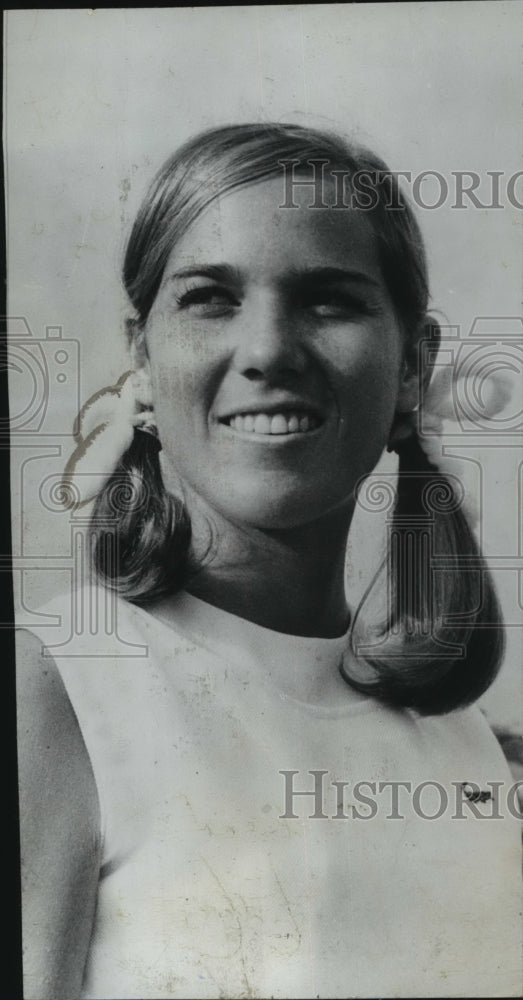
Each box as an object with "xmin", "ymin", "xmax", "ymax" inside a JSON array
[{"xmin": 91, "ymin": 121, "xmax": 504, "ymax": 714}]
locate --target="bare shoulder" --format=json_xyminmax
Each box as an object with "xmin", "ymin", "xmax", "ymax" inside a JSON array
[{"xmin": 16, "ymin": 628, "xmax": 102, "ymax": 1000}]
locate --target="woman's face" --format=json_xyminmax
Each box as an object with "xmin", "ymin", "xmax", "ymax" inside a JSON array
[{"xmin": 141, "ymin": 178, "xmax": 414, "ymax": 532}]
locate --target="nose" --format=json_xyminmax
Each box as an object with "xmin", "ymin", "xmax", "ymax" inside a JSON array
[{"xmin": 231, "ymin": 293, "xmax": 308, "ymax": 382}]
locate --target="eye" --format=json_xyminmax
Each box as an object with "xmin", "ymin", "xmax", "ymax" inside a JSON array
[
  {"xmin": 302, "ymin": 289, "xmax": 378, "ymax": 319},
  {"xmin": 174, "ymin": 283, "xmax": 240, "ymax": 317}
]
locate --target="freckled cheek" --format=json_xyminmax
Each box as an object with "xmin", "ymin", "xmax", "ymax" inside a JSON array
[
  {"xmin": 336, "ymin": 350, "xmax": 398, "ymax": 417},
  {"xmin": 149, "ymin": 315, "xmax": 223, "ymax": 385},
  {"xmin": 150, "ymin": 358, "xmax": 216, "ymax": 445}
]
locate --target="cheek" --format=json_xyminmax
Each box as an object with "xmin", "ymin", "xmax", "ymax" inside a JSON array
[
  {"xmin": 335, "ymin": 339, "xmax": 402, "ymax": 431},
  {"xmin": 147, "ymin": 329, "xmax": 217, "ymax": 431},
  {"xmin": 152, "ymin": 369, "xmax": 203, "ymax": 447}
]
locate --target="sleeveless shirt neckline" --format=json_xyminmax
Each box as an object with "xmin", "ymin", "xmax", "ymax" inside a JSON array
[{"xmin": 128, "ymin": 590, "xmax": 375, "ymax": 716}]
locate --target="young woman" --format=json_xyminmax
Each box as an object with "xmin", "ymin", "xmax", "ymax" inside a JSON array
[{"xmin": 17, "ymin": 123, "xmax": 522, "ymax": 999}]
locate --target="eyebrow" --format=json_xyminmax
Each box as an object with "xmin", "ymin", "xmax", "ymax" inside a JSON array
[
  {"xmin": 168, "ymin": 264, "xmax": 241, "ymax": 283},
  {"xmin": 287, "ymin": 267, "xmax": 381, "ymax": 289},
  {"xmin": 168, "ymin": 264, "xmax": 380, "ymax": 289}
]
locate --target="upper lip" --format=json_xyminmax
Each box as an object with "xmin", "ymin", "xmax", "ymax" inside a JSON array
[{"xmin": 216, "ymin": 397, "xmax": 326, "ymax": 423}]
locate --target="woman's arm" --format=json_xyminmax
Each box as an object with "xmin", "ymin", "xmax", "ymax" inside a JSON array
[{"xmin": 16, "ymin": 628, "xmax": 102, "ymax": 1000}]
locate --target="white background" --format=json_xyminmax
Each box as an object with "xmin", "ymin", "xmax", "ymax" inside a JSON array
[{"xmin": 5, "ymin": 3, "xmax": 523, "ymax": 729}]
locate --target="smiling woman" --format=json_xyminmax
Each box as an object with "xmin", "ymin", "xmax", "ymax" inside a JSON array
[
  {"xmin": 17, "ymin": 123, "xmax": 522, "ymax": 999},
  {"xmin": 141, "ymin": 180, "xmax": 405, "ymax": 551}
]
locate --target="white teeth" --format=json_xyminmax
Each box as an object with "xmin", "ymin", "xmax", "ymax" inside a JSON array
[
  {"xmin": 254, "ymin": 413, "xmax": 271, "ymax": 434},
  {"xmin": 226, "ymin": 411, "xmax": 319, "ymax": 435},
  {"xmin": 270, "ymin": 414, "xmax": 289, "ymax": 435}
]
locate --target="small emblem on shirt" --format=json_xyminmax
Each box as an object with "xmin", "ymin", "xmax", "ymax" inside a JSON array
[{"xmin": 461, "ymin": 782, "xmax": 493, "ymax": 803}]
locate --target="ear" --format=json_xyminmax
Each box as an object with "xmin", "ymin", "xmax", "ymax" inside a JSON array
[
  {"xmin": 127, "ymin": 320, "xmax": 153, "ymax": 408},
  {"xmin": 396, "ymin": 315, "xmax": 441, "ymax": 413}
]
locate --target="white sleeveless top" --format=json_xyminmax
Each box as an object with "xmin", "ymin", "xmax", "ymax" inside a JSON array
[{"xmin": 26, "ymin": 586, "xmax": 522, "ymax": 998}]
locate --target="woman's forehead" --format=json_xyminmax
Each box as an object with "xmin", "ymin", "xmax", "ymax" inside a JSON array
[{"xmin": 163, "ymin": 177, "xmax": 381, "ymax": 278}]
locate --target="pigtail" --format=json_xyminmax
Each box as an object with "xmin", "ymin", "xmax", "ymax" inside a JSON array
[
  {"xmin": 346, "ymin": 434, "xmax": 504, "ymax": 714},
  {"xmin": 91, "ymin": 431, "xmax": 191, "ymax": 604}
]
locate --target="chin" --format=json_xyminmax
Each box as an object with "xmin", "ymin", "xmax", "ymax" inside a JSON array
[{"xmin": 213, "ymin": 484, "xmax": 352, "ymax": 534}]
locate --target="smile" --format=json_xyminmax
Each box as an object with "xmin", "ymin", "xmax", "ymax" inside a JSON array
[{"xmin": 222, "ymin": 411, "xmax": 321, "ymax": 435}]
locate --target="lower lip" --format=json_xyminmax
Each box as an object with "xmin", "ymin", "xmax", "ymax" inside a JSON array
[{"xmin": 216, "ymin": 420, "xmax": 324, "ymax": 443}]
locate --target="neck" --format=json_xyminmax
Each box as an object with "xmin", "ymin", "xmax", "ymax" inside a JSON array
[{"xmin": 179, "ymin": 498, "xmax": 353, "ymax": 638}]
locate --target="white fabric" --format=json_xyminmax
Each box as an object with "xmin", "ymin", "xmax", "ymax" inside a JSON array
[{"xmin": 27, "ymin": 586, "xmax": 522, "ymax": 998}]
